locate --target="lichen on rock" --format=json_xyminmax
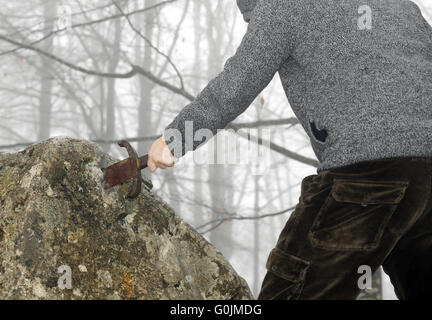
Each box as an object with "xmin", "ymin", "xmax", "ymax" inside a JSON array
[{"xmin": 0, "ymin": 137, "xmax": 253, "ymax": 300}]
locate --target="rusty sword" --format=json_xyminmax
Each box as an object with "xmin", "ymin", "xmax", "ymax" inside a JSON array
[{"xmin": 102, "ymin": 140, "xmax": 149, "ymax": 199}]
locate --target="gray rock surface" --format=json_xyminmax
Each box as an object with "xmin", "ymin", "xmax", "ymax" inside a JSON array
[{"xmin": 0, "ymin": 137, "xmax": 253, "ymax": 300}]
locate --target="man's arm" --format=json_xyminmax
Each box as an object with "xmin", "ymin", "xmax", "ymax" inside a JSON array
[{"xmin": 148, "ymin": 0, "xmax": 294, "ymax": 170}]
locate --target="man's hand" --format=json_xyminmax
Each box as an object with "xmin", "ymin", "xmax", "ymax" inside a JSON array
[{"xmin": 147, "ymin": 136, "xmax": 177, "ymax": 172}]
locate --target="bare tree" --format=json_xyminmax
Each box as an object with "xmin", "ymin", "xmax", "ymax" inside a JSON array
[{"xmin": 38, "ymin": 0, "xmax": 57, "ymax": 140}]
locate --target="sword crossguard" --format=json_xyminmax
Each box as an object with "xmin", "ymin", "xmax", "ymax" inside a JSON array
[{"xmin": 118, "ymin": 140, "xmax": 142, "ymax": 199}]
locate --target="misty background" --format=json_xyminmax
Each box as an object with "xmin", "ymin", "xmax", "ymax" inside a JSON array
[{"xmin": 0, "ymin": 0, "xmax": 431, "ymax": 300}]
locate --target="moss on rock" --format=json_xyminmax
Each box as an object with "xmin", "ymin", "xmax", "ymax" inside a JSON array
[{"xmin": 0, "ymin": 137, "xmax": 253, "ymax": 300}]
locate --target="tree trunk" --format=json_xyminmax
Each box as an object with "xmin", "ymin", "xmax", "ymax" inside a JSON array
[
  {"xmin": 253, "ymin": 106, "xmax": 262, "ymax": 295},
  {"xmin": 206, "ymin": 0, "xmax": 234, "ymax": 260},
  {"xmin": 137, "ymin": 0, "xmax": 156, "ymax": 155},
  {"xmin": 193, "ymin": 0, "xmax": 204, "ymax": 226},
  {"xmin": 103, "ymin": 16, "xmax": 122, "ymax": 152},
  {"xmin": 38, "ymin": 1, "xmax": 57, "ymax": 140}
]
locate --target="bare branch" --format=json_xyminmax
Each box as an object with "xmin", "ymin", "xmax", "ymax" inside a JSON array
[
  {"xmin": 0, "ymin": 34, "xmax": 136, "ymax": 78},
  {"xmin": 111, "ymin": 0, "xmax": 186, "ymax": 90},
  {"xmin": 0, "ymin": 0, "xmax": 180, "ymax": 57},
  {"xmin": 0, "ymin": 34, "xmax": 195, "ymax": 100},
  {"xmin": 197, "ymin": 205, "xmax": 296, "ymax": 234},
  {"xmin": 229, "ymin": 123, "xmax": 319, "ymax": 168}
]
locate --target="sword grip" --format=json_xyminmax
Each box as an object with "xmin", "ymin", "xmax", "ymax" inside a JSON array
[{"xmin": 138, "ymin": 154, "xmax": 149, "ymax": 170}]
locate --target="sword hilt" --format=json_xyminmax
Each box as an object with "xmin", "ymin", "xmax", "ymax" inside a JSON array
[
  {"xmin": 117, "ymin": 140, "xmax": 146, "ymax": 199},
  {"xmin": 138, "ymin": 154, "xmax": 149, "ymax": 170}
]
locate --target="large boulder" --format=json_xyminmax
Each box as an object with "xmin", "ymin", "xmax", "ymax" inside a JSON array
[{"xmin": 0, "ymin": 137, "xmax": 253, "ymax": 300}]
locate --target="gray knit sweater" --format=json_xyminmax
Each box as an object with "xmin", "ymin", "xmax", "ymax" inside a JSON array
[{"xmin": 163, "ymin": 0, "xmax": 432, "ymax": 173}]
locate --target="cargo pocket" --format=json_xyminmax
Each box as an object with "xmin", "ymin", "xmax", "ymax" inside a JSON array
[
  {"xmin": 261, "ymin": 248, "xmax": 310, "ymax": 300},
  {"xmin": 309, "ymin": 179, "xmax": 409, "ymax": 251}
]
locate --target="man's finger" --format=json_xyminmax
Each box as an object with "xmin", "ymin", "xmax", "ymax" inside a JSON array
[
  {"xmin": 157, "ymin": 162, "xmax": 167, "ymax": 169},
  {"xmin": 162, "ymin": 146, "xmax": 176, "ymax": 166},
  {"xmin": 148, "ymin": 159, "xmax": 157, "ymax": 172}
]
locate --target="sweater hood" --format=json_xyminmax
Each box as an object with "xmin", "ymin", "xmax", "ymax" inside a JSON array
[{"xmin": 236, "ymin": 0, "xmax": 258, "ymax": 23}]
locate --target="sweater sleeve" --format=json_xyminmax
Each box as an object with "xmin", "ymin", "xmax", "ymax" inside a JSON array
[{"xmin": 163, "ymin": 0, "xmax": 293, "ymax": 158}]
